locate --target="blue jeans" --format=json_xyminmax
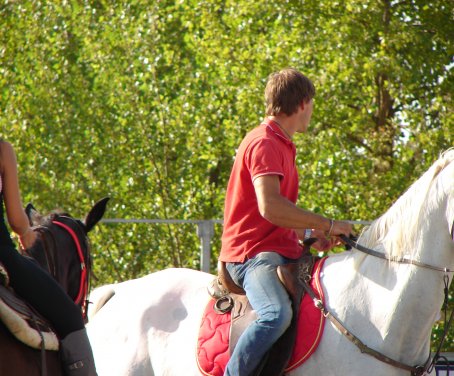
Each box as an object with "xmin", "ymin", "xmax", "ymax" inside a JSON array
[{"xmin": 224, "ymin": 252, "xmax": 293, "ymax": 376}]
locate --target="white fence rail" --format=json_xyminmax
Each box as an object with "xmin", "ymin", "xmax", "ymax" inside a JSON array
[{"xmin": 101, "ymin": 218, "xmax": 371, "ymax": 273}]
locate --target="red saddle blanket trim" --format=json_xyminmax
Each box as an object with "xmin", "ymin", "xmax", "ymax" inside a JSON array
[{"xmin": 196, "ymin": 257, "xmax": 327, "ymax": 375}]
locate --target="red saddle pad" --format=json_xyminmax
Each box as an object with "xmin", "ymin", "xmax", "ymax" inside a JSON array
[{"xmin": 196, "ymin": 257, "xmax": 327, "ymax": 375}]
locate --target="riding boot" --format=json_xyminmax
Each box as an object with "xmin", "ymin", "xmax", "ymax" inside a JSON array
[{"xmin": 60, "ymin": 328, "xmax": 97, "ymax": 376}]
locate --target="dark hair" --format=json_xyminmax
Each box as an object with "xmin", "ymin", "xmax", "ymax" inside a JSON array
[{"xmin": 265, "ymin": 68, "xmax": 315, "ymax": 116}]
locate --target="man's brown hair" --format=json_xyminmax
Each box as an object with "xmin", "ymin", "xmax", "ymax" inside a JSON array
[{"xmin": 265, "ymin": 68, "xmax": 315, "ymax": 116}]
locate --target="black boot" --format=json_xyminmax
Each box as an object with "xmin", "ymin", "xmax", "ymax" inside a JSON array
[{"xmin": 60, "ymin": 328, "xmax": 97, "ymax": 376}]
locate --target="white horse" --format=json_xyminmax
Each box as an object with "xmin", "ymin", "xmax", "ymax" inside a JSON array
[{"xmin": 87, "ymin": 149, "xmax": 454, "ymax": 376}]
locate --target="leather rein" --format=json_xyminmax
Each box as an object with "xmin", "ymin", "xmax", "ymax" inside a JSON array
[
  {"xmin": 32, "ymin": 216, "xmax": 91, "ymax": 321},
  {"xmin": 340, "ymin": 234, "xmax": 453, "ymax": 273},
  {"xmin": 303, "ymin": 232, "xmax": 453, "ymax": 376}
]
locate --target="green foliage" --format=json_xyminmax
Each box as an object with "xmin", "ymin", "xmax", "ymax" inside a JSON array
[{"xmin": 1, "ymin": 0, "xmax": 452, "ymax": 351}]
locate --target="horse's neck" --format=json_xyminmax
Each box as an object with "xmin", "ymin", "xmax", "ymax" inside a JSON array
[
  {"xmin": 322, "ymin": 217, "xmax": 452, "ymax": 364},
  {"xmin": 417, "ymin": 197, "xmax": 454, "ymax": 269}
]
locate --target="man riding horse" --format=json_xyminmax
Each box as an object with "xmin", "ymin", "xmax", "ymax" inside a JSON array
[{"xmin": 218, "ymin": 68, "xmax": 352, "ymax": 375}]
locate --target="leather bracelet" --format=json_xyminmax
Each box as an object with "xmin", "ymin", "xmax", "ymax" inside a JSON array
[{"xmin": 327, "ymin": 219, "xmax": 334, "ymax": 237}]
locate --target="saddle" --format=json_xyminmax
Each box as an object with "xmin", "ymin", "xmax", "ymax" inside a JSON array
[
  {"xmin": 209, "ymin": 241, "xmax": 319, "ymax": 376},
  {"xmin": 0, "ymin": 262, "xmax": 59, "ymax": 351}
]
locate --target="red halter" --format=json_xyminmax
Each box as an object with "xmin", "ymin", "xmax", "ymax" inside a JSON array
[{"xmin": 52, "ymin": 219, "xmax": 89, "ymax": 319}]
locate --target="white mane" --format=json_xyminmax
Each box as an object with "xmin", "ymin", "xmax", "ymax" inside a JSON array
[{"xmin": 360, "ymin": 148, "xmax": 454, "ymax": 258}]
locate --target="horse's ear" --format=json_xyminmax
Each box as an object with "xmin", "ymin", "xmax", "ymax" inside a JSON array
[
  {"xmin": 25, "ymin": 203, "xmax": 37, "ymax": 225},
  {"xmin": 84, "ymin": 197, "xmax": 109, "ymax": 233}
]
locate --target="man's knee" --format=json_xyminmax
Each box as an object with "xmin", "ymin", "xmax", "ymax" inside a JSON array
[{"xmin": 260, "ymin": 301, "xmax": 292, "ymax": 332}]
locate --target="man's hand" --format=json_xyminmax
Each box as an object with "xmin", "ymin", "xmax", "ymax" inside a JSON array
[
  {"xmin": 311, "ymin": 229, "xmax": 341, "ymax": 251},
  {"xmin": 330, "ymin": 220, "xmax": 353, "ymax": 238}
]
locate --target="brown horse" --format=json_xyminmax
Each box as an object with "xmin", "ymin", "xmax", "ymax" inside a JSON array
[{"xmin": 0, "ymin": 197, "xmax": 109, "ymax": 376}]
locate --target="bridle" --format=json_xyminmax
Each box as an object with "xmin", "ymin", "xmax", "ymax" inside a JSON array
[
  {"xmin": 303, "ymin": 231, "xmax": 453, "ymax": 376},
  {"xmin": 340, "ymin": 232, "xmax": 453, "ymax": 375},
  {"xmin": 31, "ymin": 215, "xmax": 91, "ymax": 321}
]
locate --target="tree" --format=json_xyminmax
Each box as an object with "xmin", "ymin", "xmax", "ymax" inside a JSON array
[{"xmin": 0, "ymin": 0, "xmax": 452, "ymax": 351}]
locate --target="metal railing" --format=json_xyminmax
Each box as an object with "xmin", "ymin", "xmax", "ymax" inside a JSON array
[{"xmin": 101, "ymin": 218, "xmax": 370, "ymax": 273}]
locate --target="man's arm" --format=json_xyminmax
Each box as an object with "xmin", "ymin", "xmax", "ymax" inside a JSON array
[{"xmin": 253, "ymin": 175, "xmax": 352, "ymax": 236}]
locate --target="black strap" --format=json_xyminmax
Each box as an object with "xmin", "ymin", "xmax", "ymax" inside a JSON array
[{"xmin": 339, "ymin": 235, "xmax": 453, "ymax": 273}]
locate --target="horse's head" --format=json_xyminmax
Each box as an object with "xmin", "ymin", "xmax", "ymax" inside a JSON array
[{"xmin": 24, "ymin": 197, "xmax": 109, "ymax": 320}]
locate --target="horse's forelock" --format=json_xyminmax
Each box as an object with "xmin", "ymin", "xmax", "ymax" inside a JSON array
[{"xmin": 360, "ymin": 149, "xmax": 454, "ymax": 258}]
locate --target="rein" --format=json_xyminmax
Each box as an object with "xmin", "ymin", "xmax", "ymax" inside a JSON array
[
  {"xmin": 339, "ymin": 234, "xmax": 454, "ymax": 273},
  {"xmin": 301, "ymin": 281, "xmax": 430, "ymax": 376},
  {"xmin": 305, "ymin": 234, "xmax": 454, "ymax": 375}
]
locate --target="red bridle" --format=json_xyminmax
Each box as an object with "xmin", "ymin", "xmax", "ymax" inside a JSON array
[{"xmin": 52, "ymin": 219, "xmax": 89, "ymax": 319}]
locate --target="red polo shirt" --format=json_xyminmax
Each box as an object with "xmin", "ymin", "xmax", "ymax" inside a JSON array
[{"xmin": 219, "ymin": 119, "xmax": 301, "ymax": 263}]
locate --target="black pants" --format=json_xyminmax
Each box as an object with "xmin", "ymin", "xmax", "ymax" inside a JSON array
[{"xmin": 0, "ymin": 244, "xmax": 84, "ymax": 339}]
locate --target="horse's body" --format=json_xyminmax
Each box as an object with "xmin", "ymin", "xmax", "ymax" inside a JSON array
[
  {"xmin": 87, "ymin": 150, "xmax": 454, "ymax": 376},
  {"xmin": 0, "ymin": 197, "xmax": 108, "ymax": 376}
]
